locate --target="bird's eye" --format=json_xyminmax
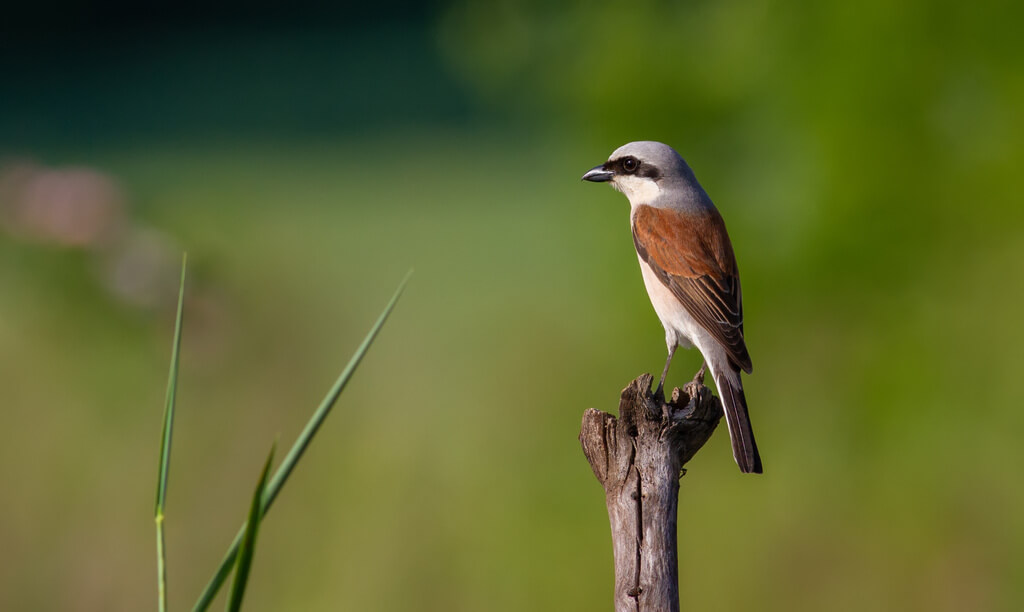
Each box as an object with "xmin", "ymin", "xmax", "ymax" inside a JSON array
[{"xmin": 622, "ymin": 157, "xmax": 639, "ymax": 173}]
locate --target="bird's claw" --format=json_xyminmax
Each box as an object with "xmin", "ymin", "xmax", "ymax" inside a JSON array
[{"xmin": 692, "ymin": 362, "xmax": 707, "ymax": 386}]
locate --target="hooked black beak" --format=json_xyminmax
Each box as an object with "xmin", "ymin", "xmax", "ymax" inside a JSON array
[{"xmin": 581, "ymin": 164, "xmax": 614, "ymax": 182}]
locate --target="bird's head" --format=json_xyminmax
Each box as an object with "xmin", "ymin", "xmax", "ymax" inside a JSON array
[{"xmin": 582, "ymin": 141, "xmax": 697, "ymax": 207}]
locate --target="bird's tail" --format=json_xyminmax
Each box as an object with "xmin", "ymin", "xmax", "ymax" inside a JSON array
[{"xmin": 711, "ymin": 367, "xmax": 763, "ymax": 474}]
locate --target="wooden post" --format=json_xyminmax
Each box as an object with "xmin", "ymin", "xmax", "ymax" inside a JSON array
[{"xmin": 579, "ymin": 373, "xmax": 723, "ymax": 612}]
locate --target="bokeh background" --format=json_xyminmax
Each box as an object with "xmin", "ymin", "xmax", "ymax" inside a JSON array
[{"xmin": 2, "ymin": 1, "xmax": 1022, "ymax": 610}]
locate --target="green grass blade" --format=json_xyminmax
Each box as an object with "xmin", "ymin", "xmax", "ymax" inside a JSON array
[
  {"xmin": 156, "ymin": 253, "xmax": 188, "ymax": 612},
  {"xmin": 226, "ymin": 443, "xmax": 276, "ymax": 612},
  {"xmin": 192, "ymin": 271, "xmax": 411, "ymax": 612}
]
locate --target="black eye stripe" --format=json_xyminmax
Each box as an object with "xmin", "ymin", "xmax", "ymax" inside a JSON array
[
  {"xmin": 614, "ymin": 157, "xmax": 638, "ymax": 173},
  {"xmin": 637, "ymin": 164, "xmax": 661, "ymax": 180},
  {"xmin": 612, "ymin": 156, "xmax": 660, "ymax": 180}
]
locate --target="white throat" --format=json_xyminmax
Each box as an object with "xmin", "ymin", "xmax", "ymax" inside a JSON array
[{"xmin": 612, "ymin": 175, "xmax": 662, "ymax": 206}]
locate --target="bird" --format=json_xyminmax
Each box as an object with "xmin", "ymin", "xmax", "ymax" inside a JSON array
[{"xmin": 582, "ymin": 141, "xmax": 762, "ymax": 473}]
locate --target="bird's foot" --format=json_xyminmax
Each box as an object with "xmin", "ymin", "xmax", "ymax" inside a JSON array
[
  {"xmin": 653, "ymin": 380, "xmax": 665, "ymax": 402},
  {"xmin": 692, "ymin": 362, "xmax": 707, "ymax": 386}
]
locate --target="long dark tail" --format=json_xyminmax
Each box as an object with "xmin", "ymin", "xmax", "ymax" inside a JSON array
[{"xmin": 712, "ymin": 367, "xmax": 763, "ymax": 474}]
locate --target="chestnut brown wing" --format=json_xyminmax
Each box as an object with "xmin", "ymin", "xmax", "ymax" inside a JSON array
[{"xmin": 632, "ymin": 204, "xmax": 752, "ymax": 373}]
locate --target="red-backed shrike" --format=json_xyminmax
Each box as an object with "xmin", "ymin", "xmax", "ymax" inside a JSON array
[{"xmin": 583, "ymin": 141, "xmax": 762, "ymax": 473}]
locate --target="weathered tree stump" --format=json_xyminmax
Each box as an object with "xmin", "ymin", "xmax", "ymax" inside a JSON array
[{"xmin": 579, "ymin": 373, "xmax": 723, "ymax": 612}]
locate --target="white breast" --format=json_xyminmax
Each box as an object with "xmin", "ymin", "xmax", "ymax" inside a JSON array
[
  {"xmin": 638, "ymin": 256, "xmax": 698, "ymax": 350},
  {"xmin": 636, "ymin": 257, "xmax": 740, "ymax": 387}
]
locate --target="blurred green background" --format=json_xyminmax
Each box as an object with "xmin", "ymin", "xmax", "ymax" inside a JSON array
[{"xmin": 2, "ymin": 0, "xmax": 1022, "ymax": 610}]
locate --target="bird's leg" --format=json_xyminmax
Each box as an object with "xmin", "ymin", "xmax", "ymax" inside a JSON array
[
  {"xmin": 692, "ymin": 361, "xmax": 707, "ymax": 386},
  {"xmin": 655, "ymin": 345, "xmax": 677, "ymax": 399}
]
